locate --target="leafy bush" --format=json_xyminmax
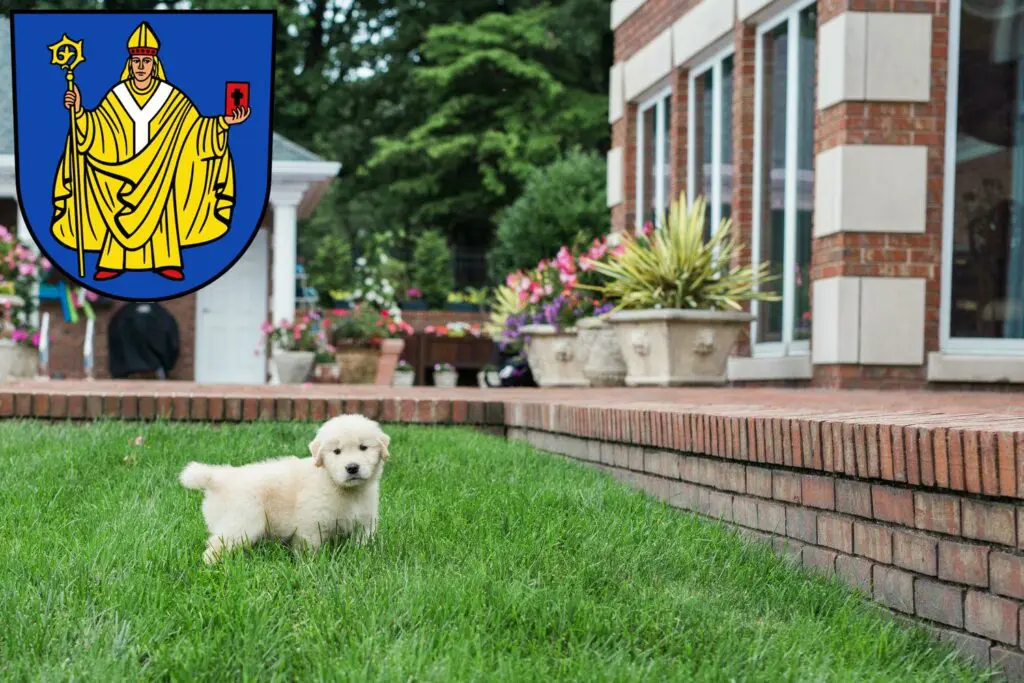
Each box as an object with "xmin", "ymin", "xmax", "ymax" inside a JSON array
[
  {"xmin": 307, "ymin": 233, "xmax": 352, "ymax": 303},
  {"xmin": 410, "ymin": 230, "xmax": 454, "ymax": 309},
  {"xmin": 487, "ymin": 149, "xmax": 608, "ymax": 282}
]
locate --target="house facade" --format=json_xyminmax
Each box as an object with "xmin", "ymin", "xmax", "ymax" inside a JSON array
[
  {"xmin": 607, "ymin": 0, "xmax": 1024, "ymax": 389},
  {"xmin": 0, "ymin": 19, "xmax": 340, "ymax": 384}
]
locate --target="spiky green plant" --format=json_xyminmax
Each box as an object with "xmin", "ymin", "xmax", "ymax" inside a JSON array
[
  {"xmin": 579, "ymin": 192, "xmax": 782, "ymax": 312},
  {"xmin": 485, "ymin": 283, "xmax": 527, "ymax": 340}
]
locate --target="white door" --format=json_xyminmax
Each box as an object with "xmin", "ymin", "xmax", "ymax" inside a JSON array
[{"xmin": 194, "ymin": 229, "xmax": 269, "ymax": 384}]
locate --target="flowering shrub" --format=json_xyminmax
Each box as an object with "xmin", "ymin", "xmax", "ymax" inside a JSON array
[
  {"xmin": 329, "ymin": 304, "xmax": 414, "ymax": 348},
  {"xmin": 423, "ymin": 322, "xmax": 482, "ymax": 338},
  {"xmin": 260, "ymin": 312, "xmax": 321, "ymax": 352},
  {"xmin": 396, "ymin": 359, "xmax": 414, "ymax": 372},
  {"xmin": 1, "ymin": 224, "xmax": 50, "ymax": 348},
  {"xmin": 405, "ymin": 288, "xmax": 422, "ymax": 301},
  {"xmin": 433, "ymin": 362, "xmax": 455, "ymax": 373}
]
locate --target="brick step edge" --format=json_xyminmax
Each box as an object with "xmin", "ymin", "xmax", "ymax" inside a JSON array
[{"xmin": 3, "ymin": 391, "xmax": 1024, "ymax": 500}]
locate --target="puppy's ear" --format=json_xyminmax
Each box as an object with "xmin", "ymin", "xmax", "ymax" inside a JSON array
[
  {"xmin": 377, "ymin": 432, "xmax": 391, "ymax": 461},
  {"xmin": 309, "ymin": 439, "xmax": 324, "ymax": 467}
]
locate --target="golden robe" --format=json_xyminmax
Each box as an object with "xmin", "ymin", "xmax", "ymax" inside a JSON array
[{"xmin": 51, "ymin": 77, "xmax": 235, "ymax": 271}]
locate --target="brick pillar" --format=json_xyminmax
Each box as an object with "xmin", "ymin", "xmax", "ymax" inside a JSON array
[
  {"xmin": 670, "ymin": 66, "xmax": 689, "ymax": 204},
  {"xmin": 729, "ymin": 21, "xmax": 759, "ymax": 357},
  {"xmin": 810, "ymin": 5, "xmax": 946, "ymax": 389},
  {"xmin": 618, "ymin": 103, "xmax": 639, "ymax": 233}
]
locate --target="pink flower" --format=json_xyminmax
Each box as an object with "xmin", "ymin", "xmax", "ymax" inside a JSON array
[
  {"xmin": 641, "ymin": 221, "xmax": 654, "ymax": 237},
  {"xmin": 41, "ymin": 258, "xmax": 52, "ymax": 271},
  {"xmin": 555, "ymin": 246, "xmax": 576, "ymax": 275},
  {"xmin": 424, "ymin": 325, "xmax": 436, "ymax": 334},
  {"xmin": 406, "ymin": 287, "xmax": 422, "ymax": 299},
  {"xmin": 18, "ymin": 263, "xmax": 36, "ymax": 277},
  {"xmin": 84, "ymin": 290, "xmax": 97, "ymax": 302},
  {"xmin": 134, "ymin": 435, "xmax": 144, "ymax": 446},
  {"xmin": 293, "ymin": 328, "xmax": 302, "ymax": 340},
  {"xmin": 579, "ymin": 257, "xmax": 593, "ymax": 272},
  {"xmin": 259, "ymin": 321, "xmax": 273, "ymax": 335},
  {"xmin": 0, "ymin": 226, "xmax": 10, "ymax": 242},
  {"xmin": 30, "ymin": 332, "xmax": 39, "ymax": 347},
  {"xmin": 10, "ymin": 329, "xmax": 26, "ymax": 343}
]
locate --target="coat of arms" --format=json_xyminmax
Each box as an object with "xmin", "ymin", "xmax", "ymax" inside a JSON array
[{"xmin": 9, "ymin": 10, "xmax": 275, "ymax": 301}]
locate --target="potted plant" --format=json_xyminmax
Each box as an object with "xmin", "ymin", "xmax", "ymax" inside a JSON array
[
  {"xmin": 582, "ymin": 192, "xmax": 779, "ymax": 385},
  {"xmin": 477, "ymin": 363, "xmax": 501, "ymax": 388},
  {"xmin": 329, "ymin": 305, "xmax": 385, "ymax": 384},
  {"xmin": 311, "ymin": 347, "xmax": 340, "ymax": 383},
  {"xmin": 0, "ymin": 225, "xmax": 49, "ymax": 382},
  {"xmin": 373, "ymin": 310, "xmax": 415, "ymax": 385},
  {"xmin": 432, "ymin": 362, "xmax": 458, "ymax": 388},
  {"xmin": 392, "ymin": 359, "xmax": 415, "ymax": 387},
  {"xmin": 574, "ymin": 238, "xmax": 628, "ymax": 387},
  {"xmin": 261, "ymin": 314, "xmax": 319, "ymax": 384}
]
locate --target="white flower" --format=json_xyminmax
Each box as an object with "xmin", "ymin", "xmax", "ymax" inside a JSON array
[
  {"xmin": 364, "ymin": 277, "xmax": 373, "ymax": 286},
  {"xmin": 353, "ymin": 289, "xmax": 364, "ymax": 298},
  {"xmin": 380, "ymin": 254, "xmax": 389, "ymax": 264},
  {"xmin": 356, "ymin": 257, "xmax": 367, "ymax": 267},
  {"xmin": 382, "ymin": 283, "xmax": 394, "ymax": 295},
  {"xmin": 607, "ymin": 233, "xmax": 622, "ymax": 247}
]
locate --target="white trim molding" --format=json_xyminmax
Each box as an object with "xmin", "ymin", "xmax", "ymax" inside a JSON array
[
  {"xmin": 939, "ymin": 0, "xmax": 1024, "ymax": 358},
  {"xmin": 728, "ymin": 354, "xmax": 813, "ymax": 381},
  {"xmin": 635, "ymin": 85, "xmax": 673, "ymax": 230},
  {"xmin": 927, "ymin": 353, "xmax": 1024, "ymax": 384},
  {"xmin": 607, "ymin": 147, "xmax": 624, "ymax": 208},
  {"xmin": 750, "ymin": 0, "xmax": 816, "ymax": 357},
  {"xmin": 609, "ymin": 63, "xmax": 626, "ymax": 123}
]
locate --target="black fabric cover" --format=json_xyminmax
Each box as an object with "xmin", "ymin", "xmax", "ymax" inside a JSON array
[{"xmin": 107, "ymin": 302, "xmax": 180, "ymax": 379}]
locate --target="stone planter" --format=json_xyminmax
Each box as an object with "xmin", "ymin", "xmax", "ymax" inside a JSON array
[
  {"xmin": 392, "ymin": 370, "xmax": 415, "ymax": 387},
  {"xmin": 335, "ymin": 347, "xmax": 380, "ymax": 385},
  {"xmin": 0, "ymin": 340, "xmax": 38, "ymax": 384},
  {"xmin": 577, "ymin": 316, "xmax": 627, "ymax": 387},
  {"xmin": 311, "ymin": 362, "xmax": 341, "ymax": 384},
  {"xmin": 607, "ymin": 309, "xmax": 753, "ymax": 386},
  {"xmin": 433, "ymin": 370, "xmax": 458, "ymax": 388},
  {"xmin": 477, "ymin": 369, "xmax": 501, "ymax": 388},
  {"xmin": 374, "ymin": 338, "xmax": 406, "ymax": 386},
  {"xmin": 273, "ymin": 349, "xmax": 315, "ymax": 384},
  {"xmin": 520, "ymin": 324, "xmax": 587, "ymax": 388}
]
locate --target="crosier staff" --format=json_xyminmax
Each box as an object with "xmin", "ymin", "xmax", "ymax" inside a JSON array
[{"xmin": 48, "ymin": 34, "xmax": 87, "ymax": 278}]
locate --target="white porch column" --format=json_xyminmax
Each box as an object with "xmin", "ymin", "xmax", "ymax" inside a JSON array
[{"xmin": 269, "ymin": 184, "xmax": 305, "ymax": 385}]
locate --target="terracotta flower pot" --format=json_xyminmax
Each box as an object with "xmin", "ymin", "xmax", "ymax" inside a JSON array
[
  {"xmin": 375, "ymin": 338, "xmax": 406, "ymax": 386},
  {"xmin": 335, "ymin": 347, "xmax": 381, "ymax": 385}
]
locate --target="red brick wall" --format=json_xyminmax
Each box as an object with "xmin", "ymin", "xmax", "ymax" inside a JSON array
[
  {"xmin": 41, "ymin": 294, "xmax": 196, "ymax": 381},
  {"xmin": 610, "ymin": 0, "xmax": 978, "ymax": 390}
]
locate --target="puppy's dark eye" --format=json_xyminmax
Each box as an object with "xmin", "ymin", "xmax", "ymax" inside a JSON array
[
  {"xmin": 333, "ymin": 448, "xmax": 341, "ymax": 455},
  {"xmin": 359, "ymin": 445, "xmax": 368, "ymax": 451}
]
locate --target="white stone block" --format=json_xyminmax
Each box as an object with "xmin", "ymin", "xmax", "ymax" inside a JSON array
[
  {"xmin": 813, "ymin": 145, "xmax": 928, "ymax": 236},
  {"xmin": 672, "ymin": 0, "xmax": 735, "ymax": 67},
  {"xmin": 611, "ymin": 0, "xmax": 648, "ymax": 29},
  {"xmin": 865, "ymin": 13, "xmax": 932, "ymax": 103},
  {"xmin": 817, "ymin": 12, "xmax": 867, "ymax": 110},
  {"xmin": 609, "ymin": 63, "xmax": 625, "ymax": 123},
  {"xmin": 607, "ymin": 148, "xmax": 624, "ymax": 207},
  {"xmin": 859, "ymin": 277, "xmax": 926, "ymax": 365},
  {"xmin": 812, "ymin": 277, "xmax": 861, "ymax": 364},
  {"xmin": 624, "ymin": 28, "xmax": 673, "ymax": 102}
]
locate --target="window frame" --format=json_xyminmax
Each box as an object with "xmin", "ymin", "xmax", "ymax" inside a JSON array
[
  {"xmin": 687, "ymin": 45, "xmax": 735, "ymax": 241},
  {"xmin": 750, "ymin": 0, "xmax": 817, "ymax": 358},
  {"xmin": 635, "ymin": 84, "xmax": 673, "ymax": 232},
  {"xmin": 939, "ymin": 0, "xmax": 1024, "ymax": 356}
]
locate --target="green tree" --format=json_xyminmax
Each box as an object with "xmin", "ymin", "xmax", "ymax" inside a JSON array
[
  {"xmin": 366, "ymin": 4, "xmax": 610, "ymax": 250},
  {"xmin": 410, "ymin": 230, "xmax": 455, "ymax": 309},
  {"xmin": 487, "ymin": 148, "xmax": 609, "ymax": 280}
]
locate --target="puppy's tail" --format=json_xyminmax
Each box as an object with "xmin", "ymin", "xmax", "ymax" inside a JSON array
[{"xmin": 179, "ymin": 462, "xmax": 224, "ymax": 491}]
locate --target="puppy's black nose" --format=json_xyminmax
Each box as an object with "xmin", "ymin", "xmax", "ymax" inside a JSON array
[{"xmin": 345, "ymin": 463, "xmax": 360, "ymax": 475}]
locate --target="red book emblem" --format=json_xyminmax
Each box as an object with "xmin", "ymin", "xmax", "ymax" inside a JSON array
[{"xmin": 225, "ymin": 81, "xmax": 250, "ymax": 115}]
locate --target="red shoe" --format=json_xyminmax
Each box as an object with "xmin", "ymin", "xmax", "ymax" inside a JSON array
[
  {"xmin": 157, "ymin": 268, "xmax": 184, "ymax": 281},
  {"xmin": 94, "ymin": 269, "xmax": 122, "ymax": 281}
]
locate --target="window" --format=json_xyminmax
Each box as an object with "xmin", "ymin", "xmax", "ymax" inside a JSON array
[
  {"xmin": 752, "ymin": 0, "xmax": 816, "ymax": 355},
  {"xmin": 942, "ymin": 0, "xmax": 1024, "ymax": 353},
  {"xmin": 688, "ymin": 49, "xmax": 734, "ymax": 241},
  {"xmin": 636, "ymin": 86, "xmax": 672, "ymax": 229}
]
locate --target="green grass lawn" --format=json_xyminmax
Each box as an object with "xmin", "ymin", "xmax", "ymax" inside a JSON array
[{"xmin": 0, "ymin": 420, "xmax": 989, "ymax": 682}]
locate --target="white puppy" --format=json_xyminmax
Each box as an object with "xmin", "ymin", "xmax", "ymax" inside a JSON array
[{"xmin": 179, "ymin": 414, "xmax": 390, "ymax": 564}]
